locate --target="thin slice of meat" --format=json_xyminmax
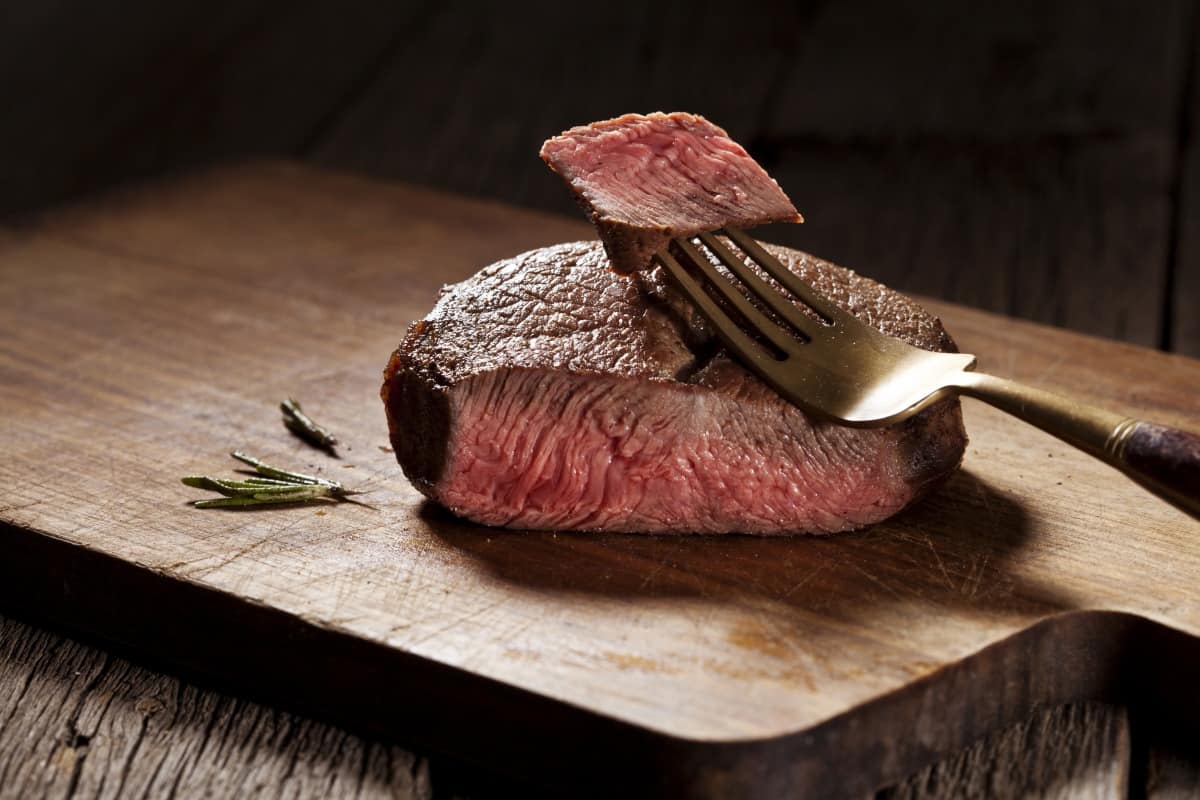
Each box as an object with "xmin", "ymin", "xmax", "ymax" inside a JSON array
[
  {"xmin": 540, "ymin": 112, "xmax": 803, "ymax": 273},
  {"xmin": 382, "ymin": 241, "xmax": 966, "ymax": 535}
]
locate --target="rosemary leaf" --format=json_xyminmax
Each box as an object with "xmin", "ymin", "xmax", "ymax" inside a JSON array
[
  {"xmin": 241, "ymin": 477, "xmax": 300, "ymax": 487},
  {"xmin": 193, "ymin": 486, "xmax": 334, "ymax": 509},
  {"xmin": 182, "ymin": 476, "xmax": 220, "ymax": 490},
  {"xmin": 182, "ymin": 475, "xmax": 260, "ymax": 496},
  {"xmin": 230, "ymin": 451, "xmax": 342, "ymax": 491},
  {"xmin": 181, "ymin": 476, "xmax": 323, "ymax": 498},
  {"xmin": 281, "ymin": 398, "xmax": 338, "ymax": 453}
]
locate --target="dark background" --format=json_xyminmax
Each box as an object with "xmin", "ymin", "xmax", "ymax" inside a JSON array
[{"xmin": 2, "ymin": 0, "xmax": 1197, "ymax": 355}]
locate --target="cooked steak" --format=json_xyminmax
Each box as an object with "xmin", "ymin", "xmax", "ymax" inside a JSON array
[
  {"xmin": 382, "ymin": 241, "xmax": 966, "ymax": 534},
  {"xmin": 539, "ymin": 112, "xmax": 802, "ymax": 273}
]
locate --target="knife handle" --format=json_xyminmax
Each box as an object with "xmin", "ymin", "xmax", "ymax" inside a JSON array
[{"xmin": 957, "ymin": 373, "xmax": 1200, "ymax": 519}]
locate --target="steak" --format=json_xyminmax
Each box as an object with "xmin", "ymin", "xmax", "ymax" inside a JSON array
[
  {"xmin": 539, "ymin": 112, "xmax": 803, "ymax": 273},
  {"xmin": 382, "ymin": 241, "xmax": 966, "ymax": 534}
]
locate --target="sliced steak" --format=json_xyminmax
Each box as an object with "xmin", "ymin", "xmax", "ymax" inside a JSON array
[
  {"xmin": 382, "ymin": 241, "xmax": 966, "ymax": 535},
  {"xmin": 540, "ymin": 112, "xmax": 802, "ymax": 273}
]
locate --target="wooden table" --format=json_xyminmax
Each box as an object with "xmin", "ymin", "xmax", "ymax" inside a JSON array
[
  {"xmin": 1, "ymin": 1, "xmax": 1197, "ymax": 356},
  {"xmin": 0, "ymin": 613, "xmax": 1151, "ymax": 798},
  {"xmin": 1, "ymin": 162, "xmax": 1199, "ymax": 798}
]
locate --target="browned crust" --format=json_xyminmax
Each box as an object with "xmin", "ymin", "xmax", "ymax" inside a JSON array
[
  {"xmin": 381, "ymin": 321, "xmax": 451, "ymax": 495},
  {"xmin": 594, "ymin": 218, "xmax": 670, "ymax": 276},
  {"xmin": 591, "ymin": 207, "xmax": 804, "ymax": 274},
  {"xmin": 899, "ymin": 399, "xmax": 969, "ymax": 497}
]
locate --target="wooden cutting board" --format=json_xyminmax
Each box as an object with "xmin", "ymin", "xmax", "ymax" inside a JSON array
[{"xmin": 1, "ymin": 162, "xmax": 1197, "ymax": 798}]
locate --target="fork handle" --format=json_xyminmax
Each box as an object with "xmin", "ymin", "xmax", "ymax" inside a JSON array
[{"xmin": 956, "ymin": 372, "xmax": 1200, "ymax": 519}]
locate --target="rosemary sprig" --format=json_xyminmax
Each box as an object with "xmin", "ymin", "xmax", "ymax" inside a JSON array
[
  {"xmin": 181, "ymin": 476, "xmax": 329, "ymax": 498},
  {"xmin": 183, "ymin": 452, "xmax": 358, "ymax": 509},
  {"xmin": 230, "ymin": 451, "xmax": 346, "ymax": 489},
  {"xmin": 281, "ymin": 398, "xmax": 338, "ymax": 454},
  {"xmin": 193, "ymin": 486, "xmax": 334, "ymax": 508}
]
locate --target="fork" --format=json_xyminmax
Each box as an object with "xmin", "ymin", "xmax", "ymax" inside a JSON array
[{"xmin": 653, "ymin": 227, "xmax": 1200, "ymax": 519}]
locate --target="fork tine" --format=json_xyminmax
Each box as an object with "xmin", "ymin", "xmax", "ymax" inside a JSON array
[
  {"xmin": 653, "ymin": 248, "xmax": 789, "ymax": 367},
  {"xmin": 697, "ymin": 231, "xmax": 822, "ymax": 338},
  {"xmin": 672, "ymin": 236, "xmax": 802, "ymax": 355},
  {"xmin": 722, "ymin": 226, "xmax": 846, "ymax": 323}
]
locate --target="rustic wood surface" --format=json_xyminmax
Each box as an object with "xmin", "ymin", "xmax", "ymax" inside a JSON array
[
  {"xmin": 0, "ymin": 617, "xmax": 432, "ymax": 800},
  {"xmin": 0, "ymin": 0, "xmax": 414, "ymax": 216},
  {"xmin": 7, "ymin": 609, "xmax": 1179, "ymax": 800},
  {"xmin": 880, "ymin": 703, "xmax": 1130, "ymax": 800},
  {"xmin": 753, "ymin": 0, "xmax": 1192, "ymax": 350},
  {"xmin": 1173, "ymin": 3, "xmax": 1200, "ymax": 358},
  {"xmin": 2, "ymin": 1, "xmax": 1196, "ymax": 353},
  {"xmin": 306, "ymin": 0, "xmax": 1197, "ymax": 352},
  {"xmin": 1, "ymin": 162, "xmax": 1198, "ymax": 796},
  {"xmin": 1147, "ymin": 748, "xmax": 1200, "ymax": 800}
]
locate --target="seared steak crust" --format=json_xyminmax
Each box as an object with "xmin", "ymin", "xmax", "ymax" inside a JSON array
[{"xmin": 382, "ymin": 241, "xmax": 966, "ymax": 535}]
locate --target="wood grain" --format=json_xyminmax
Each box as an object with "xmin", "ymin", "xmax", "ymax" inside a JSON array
[
  {"xmin": 1148, "ymin": 746, "xmax": 1200, "ymax": 799},
  {"xmin": 880, "ymin": 703, "xmax": 1129, "ymax": 800},
  {"xmin": 310, "ymin": 0, "xmax": 807, "ymax": 216},
  {"xmin": 8, "ymin": 611, "xmax": 1175, "ymax": 800},
  {"xmin": 1172, "ymin": 2, "xmax": 1200, "ymax": 356},
  {"xmin": 307, "ymin": 0, "xmax": 1192, "ymax": 350},
  {"xmin": 764, "ymin": 1, "xmax": 1192, "ymax": 138},
  {"xmin": 0, "ymin": 0, "xmax": 1192, "ymax": 355},
  {"xmin": 1177, "ymin": 151, "xmax": 1200, "ymax": 357},
  {"xmin": 756, "ymin": 0, "xmax": 1195, "ymax": 351},
  {"xmin": 755, "ymin": 136, "xmax": 1174, "ymax": 348},
  {"xmin": 1, "ymin": 162, "xmax": 1198, "ymax": 797},
  {"xmin": 0, "ymin": 615, "xmax": 431, "ymax": 799},
  {"xmin": 0, "ymin": 0, "xmax": 420, "ymax": 216}
]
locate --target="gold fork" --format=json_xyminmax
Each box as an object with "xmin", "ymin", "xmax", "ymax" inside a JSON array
[{"xmin": 653, "ymin": 227, "xmax": 1200, "ymax": 518}]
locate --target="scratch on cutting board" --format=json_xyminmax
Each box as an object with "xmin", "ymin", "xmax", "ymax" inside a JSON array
[
  {"xmin": 181, "ymin": 513, "xmax": 311, "ymax": 579},
  {"xmin": 499, "ymin": 613, "xmax": 542, "ymax": 646},
  {"xmin": 720, "ymin": 612, "xmax": 821, "ymax": 691},
  {"xmin": 638, "ymin": 557, "xmax": 671, "ymax": 591},
  {"xmin": 0, "ymin": 499, "xmax": 44, "ymax": 515},
  {"xmin": 962, "ymin": 554, "xmax": 991, "ymax": 600},
  {"xmin": 460, "ymin": 611, "xmax": 549, "ymax": 671},
  {"xmin": 923, "ymin": 534, "xmax": 955, "ymax": 591},
  {"xmin": 183, "ymin": 535, "xmax": 280, "ymax": 580},
  {"xmin": 780, "ymin": 563, "xmax": 826, "ymax": 600},
  {"xmin": 848, "ymin": 561, "xmax": 906, "ymax": 602},
  {"xmin": 404, "ymin": 595, "xmax": 511, "ymax": 650}
]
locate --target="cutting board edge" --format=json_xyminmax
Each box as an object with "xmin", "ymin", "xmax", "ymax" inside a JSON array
[{"xmin": 5, "ymin": 519, "xmax": 1199, "ymax": 798}]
